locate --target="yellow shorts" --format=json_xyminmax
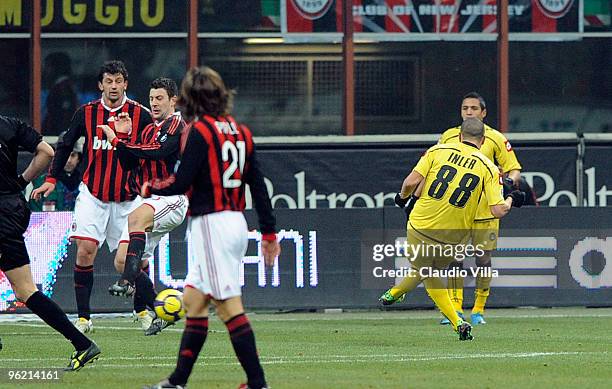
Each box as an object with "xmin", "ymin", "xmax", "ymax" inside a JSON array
[
  {"xmin": 406, "ymin": 227, "xmax": 463, "ymax": 271},
  {"xmin": 472, "ymin": 219, "xmax": 500, "ymax": 251}
]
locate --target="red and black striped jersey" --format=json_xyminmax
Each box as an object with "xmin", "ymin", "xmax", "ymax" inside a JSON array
[
  {"xmin": 111, "ymin": 112, "xmax": 186, "ymax": 193},
  {"xmin": 150, "ymin": 115, "xmax": 275, "ymax": 234},
  {"xmin": 47, "ymin": 95, "xmax": 151, "ymax": 202}
]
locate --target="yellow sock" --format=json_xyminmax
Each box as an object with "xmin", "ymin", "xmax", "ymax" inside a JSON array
[
  {"xmin": 447, "ymin": 275, "xmax": 464, "ymax": 313},
  {"xmin": 424, "ymin": 277, "xmax": 461, "ymax": 329},
  {"xmin": 389, "ymin": 270, "xmax": 422, "ymax": 298},
  {"xmin": 473, "ymin": 271, "xmax": 492, "ymax": 314}
]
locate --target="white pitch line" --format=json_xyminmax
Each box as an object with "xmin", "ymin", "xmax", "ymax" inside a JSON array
[
  {"xmin": 13, "ymin": 323, "xmax": 185, "ymax": 332},
  {"xmin": 85, "ymin": 351, "xmax": 609, "ymax": 368},
  {"xmin": 3, "ymin": 351, "xmax": 606, "ymax": 364}
]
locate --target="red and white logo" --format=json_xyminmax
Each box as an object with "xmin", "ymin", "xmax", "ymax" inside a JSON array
[
  {"xmin": 535, "ymin": 0, "xmax": 574, "ymax": 19},
  {"xmin": 504, "ymin": 140, "xmax": 513, "ymax": 152},
  {"xmin": 290, "ymin": 0, "xmax": 334, "ymax": 20}
]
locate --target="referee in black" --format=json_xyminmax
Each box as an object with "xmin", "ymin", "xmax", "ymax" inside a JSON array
[{"xmin": 0, "ymin": 114, "xmax": 100, "ymax": 371}]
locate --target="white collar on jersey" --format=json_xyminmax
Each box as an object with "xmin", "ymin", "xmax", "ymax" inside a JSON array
[
  {"xmin": 100, "ymin": 93, "xmax": 128, "ymax": 112},
  {"xmin": 154, "ymin": 111, "xmax": 182, "ymax": 127}
]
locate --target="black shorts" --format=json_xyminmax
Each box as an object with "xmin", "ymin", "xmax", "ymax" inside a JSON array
[{"xmin": 0, "ymin": 194, "xmax": 31, "ymax": 272}]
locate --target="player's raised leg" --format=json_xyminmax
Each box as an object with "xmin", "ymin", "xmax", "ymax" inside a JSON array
[
  {"xmin": 379, "ymin": 270, "xmax": 422, "ymax": 305},
  {"xmin": 109, "ymin": 204, "xmax": 153, "ymax": 293}
]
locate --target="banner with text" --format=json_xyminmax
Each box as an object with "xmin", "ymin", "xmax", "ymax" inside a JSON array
[
  {"xmin": 0, "ymin": 0, "xmax": 274, "ymax": 33},
  {"xmin": 254, "ymin": 144, "xmax": 578, "ymax": 209},
  {"xmin": 282, "ymin": 0, "xmax": 582, "ymax": 40},
  {"xmin": 1, "ymin": 207, "xmax": 610, "ymax": 313}
]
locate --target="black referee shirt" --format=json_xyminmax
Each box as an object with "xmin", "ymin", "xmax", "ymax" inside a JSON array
[{"xmin": 0, "ymin": 115, "xmax": 42, "ymax": 195}]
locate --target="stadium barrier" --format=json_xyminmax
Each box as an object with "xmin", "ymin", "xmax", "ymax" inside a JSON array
[
  {"xmin": 1, "ymin": 207, "xmax": 611, "ymax": 313},
  {"xmin": 35, "ymin": 133, "xmax": 612, "ymax": 208},
  {"xmin": 4, "ymin": 134, "xmax": 609, "ymax": 313},
  {"xmin": 253, "ymin": 133, "xmax": 612, "ymax": 208}
]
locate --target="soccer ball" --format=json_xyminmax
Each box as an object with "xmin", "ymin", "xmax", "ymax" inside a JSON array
[{"xmin": 154, "ymin": 289, "xmax": 186, "ymax": 322}]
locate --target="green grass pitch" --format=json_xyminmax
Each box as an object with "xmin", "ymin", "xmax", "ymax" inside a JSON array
[{"xmin": 0, "ymin": 308, "xmax": 610, "ymax": 388}]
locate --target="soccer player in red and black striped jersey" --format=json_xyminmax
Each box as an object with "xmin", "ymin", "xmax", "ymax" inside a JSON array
[
  {"xmin": 32, "ymin": 60, "xmax": 152, "ymax": 333},
  {"xmin": 143, "ymin": 67, "xmax": 279, "ymax": 389},
  {"xmin": 100, "ymin": 77, "xmax": 189, "ymax": 335}
]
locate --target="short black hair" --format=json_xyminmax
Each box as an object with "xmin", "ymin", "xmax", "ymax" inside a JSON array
[
  {"xmin": 462, "ymin": 92, "xmax": 486, "ymax": 110},
  {"xmin": 150, "ymin": 77, "xmax": 178, "ymax": 99},
  {"xmin": 98, "ymin": 60, "xmax": 128, "ymax": 83}
]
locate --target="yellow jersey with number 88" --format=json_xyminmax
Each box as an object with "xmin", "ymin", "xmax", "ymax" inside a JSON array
[{"xmin": 409, "ymin": 142, "xmax": 505, "ymax": 237}]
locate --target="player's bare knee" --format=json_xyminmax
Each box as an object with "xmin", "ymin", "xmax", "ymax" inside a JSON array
[
  {"xmin": 128, "ymin": 206, "xmax": 153, "ymax": 232},
  {"xmin": 183, "ymin": 287, "xmax": 209, "ymax": 316},
  {"xmin": 214, "ymin": 297, "xmax": 244, "ymax": 322},
  {"xmin": 185, "ymin": 303, "xmax": 209, "ymax": 317},
  {"xmin": 75, "ymin": 240, "xmax": 97, "ymax": 266}
]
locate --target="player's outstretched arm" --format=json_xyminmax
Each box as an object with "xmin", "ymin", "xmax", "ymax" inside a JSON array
[
  {"xmin": 149, "ymin": 126, "xmax": 205, "ymax": 196},
  {"xmin": 29, "ymin": 142, "xmax": 56, "ymax": 200},
  {"xmin": 48, "ymin": 107, "xmax": 85, "ymax": 181},
  {"xmin": 117, "ymin": 120, "xmax": 182, "ymax": 161},
  {"xmin": 98, "ymin": 124, "xmax": 117, "ymax": 143}
]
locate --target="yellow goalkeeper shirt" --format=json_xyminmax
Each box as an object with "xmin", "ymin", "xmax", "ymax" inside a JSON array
[
  {"xmin": 409, "ymin": 142, "xmax": 505, "ymax": 239},
  {"xmin": 439, "ymin": 124, "xmax": 521, "ymax": 221}
]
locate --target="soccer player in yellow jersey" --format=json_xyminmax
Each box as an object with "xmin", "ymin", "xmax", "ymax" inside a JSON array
[
  {"xmin": 437, "ymin": 92, "xmax": 523, "ymax": 326},
  {"xmin": 379, "ymin": 118, "xmax": 525, "ymax": 340}
]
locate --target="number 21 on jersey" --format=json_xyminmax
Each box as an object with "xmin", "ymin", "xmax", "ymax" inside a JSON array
[{"xmin": 222, "ymin": 140, "xmax": 246, "ymax": 188}]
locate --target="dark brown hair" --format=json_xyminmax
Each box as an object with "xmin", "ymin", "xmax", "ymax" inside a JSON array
[
  {"xmin": 98, "ymin": 60, "xmax": 128, "ymax": 83},
  {"xmin": 462, "ymin": 91, "xmax": 486, "ymax": 110},
  {"xmin": 178, "ymin": 66, "xmax": 235, "ymax": 120},
  {"xmin": 150, "ymin": 77, "xmax": 178, "ymax": 98}
]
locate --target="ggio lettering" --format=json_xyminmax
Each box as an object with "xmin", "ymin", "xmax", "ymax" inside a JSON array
[{"xmin": 0, "ymin": 0, "xmax": 164, "ymax": 28}]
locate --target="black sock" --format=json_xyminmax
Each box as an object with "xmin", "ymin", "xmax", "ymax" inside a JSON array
[
  {"xmin": 226, "ymin": 313, "xmax": 267, "ymax": 389},
  {"xmin": 168, "ymin": 317, "xmax": 208, "ymax": 386},
  {"xmin": 74, "ymin": 265, "xmax": 93, "ymax": 320},
  {"xmin": 122, "ymin": 232, "xmax": 146, "ymax": 284},
  {"xmin": 25, "ymin": 291, "xmax": 91, "ymax": 351},
  {"xmin": 134, "ymin": 270, "xmax": 157, "ymax": 312}
]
